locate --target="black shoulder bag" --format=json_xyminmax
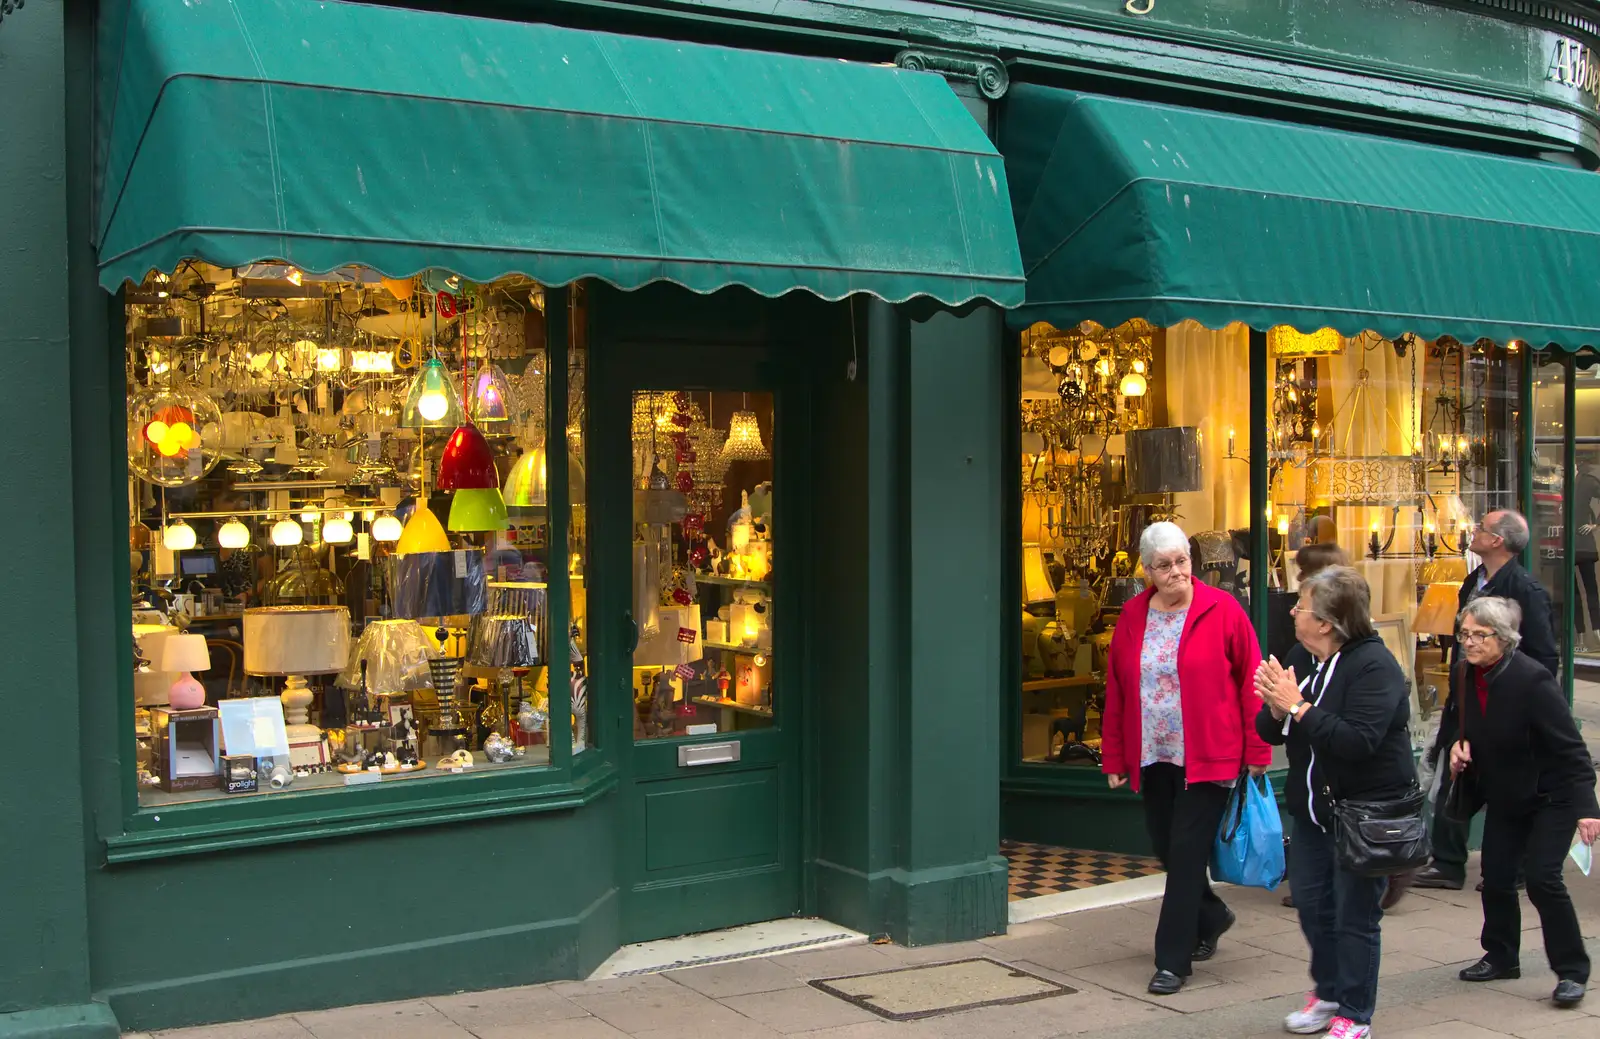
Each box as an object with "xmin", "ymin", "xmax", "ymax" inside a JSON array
[{"xmin": 1326, "ymin": 676, "xmax": 1431, "ymax": 877}]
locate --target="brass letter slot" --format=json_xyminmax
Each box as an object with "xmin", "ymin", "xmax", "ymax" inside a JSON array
[{"xmin": 678, "ymin": 741, "xmax": 741, "ymax": 767}]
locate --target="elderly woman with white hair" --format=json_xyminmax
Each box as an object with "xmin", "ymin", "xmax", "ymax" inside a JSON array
[
  {"xmin": 1102, "ymin": 521, "xmax": 1270, "ymax": 996},
  {"xmin": 1448, "ymin": 596, "xmax": 1600, "ymax": 1009}
]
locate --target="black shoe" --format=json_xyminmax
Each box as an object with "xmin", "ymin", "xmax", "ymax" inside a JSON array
[
  {"xmin": 1193, "ymin": 907, "xmax": 1236, "ymax": 962},
  {"xmin": 1460, "ymin": 959, "xmax": 1521, "ymax": 982},
  {"xmin": 1412, "ymin": 866, "xmax": 1465, "ymax": 890},
  {"xmin": 1148, "ymin": 970, "xmax": 1185, "ymax": 995},
  {"xmin": 1554, "ymin": 980, "xmax": 1586, "ymax": 1007}
]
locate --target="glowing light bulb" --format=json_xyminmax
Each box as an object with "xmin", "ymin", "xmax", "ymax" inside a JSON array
[
  {"xmin": 418, "ymin": 390, "xmax": 450, "ymax": 422},
  {"xmin": 371, "ymin": 514, "xmax": 403, "ymax": 542},
  {"xmin": 1369, "ymin": 519, "xmax": 1380, "ymax": 534},
  {"xmin": 1119, "ymin": 372, "xmax": 1147, "ymax": 397},
  {"xmin": 285, "ymin": 267, "xmax": 303, "ymax": 287},
  {"xmin": 300, "ymin": 510, "xmax": 318, "ymax": 523},
  {"xmin": 317, "ymin": 348, "xmax": 343, "ymax": 372},
  {"xmin": 1276, "ymin": 517, "xmax": 1289, "ymax": 537},
  {"xmin": 323, "ymin": 517, "xmax": 354, "ymax": 544},
  {"xmin": 217, "ymin": 518, "xmax": 250, "ymax": 549},
  {"xmin": 157, "ymin": 438, "xmax": 180, "ymax": 457},
  {"xmin": 145, "ymin": 420, "xmax": 169, "ymax": 445},
  {"xmin": 362, "ymin": 510, "xmax": 376, "ymax": 522},
  {"xmin": 271, "ymin": 518, "xmax": 304, "ymax": 546},
  {"xmin": 162, "ymin": 520, "xmax": 196, "ymax": 551}
]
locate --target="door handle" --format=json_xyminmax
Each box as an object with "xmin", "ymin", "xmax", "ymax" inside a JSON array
[{"xmin": 624, "ymin": 611, "xmax": 640, "ymax": 654}]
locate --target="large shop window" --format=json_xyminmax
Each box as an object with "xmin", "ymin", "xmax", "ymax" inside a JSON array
[
  {"xmin": 126, "ymin": 264, "xmax": 584, "ymax": 807},
  {"xmin": 1016, "ymin": 323, "xmax": 1522, "ymax": 770}
]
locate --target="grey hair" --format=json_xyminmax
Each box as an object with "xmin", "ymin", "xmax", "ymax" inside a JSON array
[
  {"xmin": 1484, "ymin": 510, "xmax": 1530, "ymax": 554},
  {"xmin": 1459, "ymin": 596, "xmax": 1523, "ymax": 648},
  {"xmin": 1139, "ymin": 521, "xmax": 1190, "ymax": 570},
  {"xmin": 1300, "ymin": 566, "xmax": 1375, "ymax": 644}
]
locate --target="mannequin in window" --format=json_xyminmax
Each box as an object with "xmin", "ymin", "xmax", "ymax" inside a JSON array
[{"xmin": 1575, "ymin": 460, "xmax": 1600, "ymax": 653}]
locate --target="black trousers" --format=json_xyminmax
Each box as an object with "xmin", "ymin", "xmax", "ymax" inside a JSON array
[
  {"xmin": 1481, "ymin": 798, "xmax": 1590, "ymax": 983},
  {"xmin": 1142, "ymin": 763, "xmax": 1232, "ymax": 976}
]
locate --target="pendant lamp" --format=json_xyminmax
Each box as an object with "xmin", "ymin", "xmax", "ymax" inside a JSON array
[
  {"xmin": 448, "ymin": 488, "xmax": 509, "ymax": 532},
  {"xmin": 437, "ymin": 424, "xmax": 499, "ymax": 491},
  {"xmin": 323, "ymin": 516, "xmax": 355, "ymax": 544},
  {"xmin": 372, "ymin": 514, "xmax": 404, "ymax": 542},
  {"xmin": 396, "ymin": 505, "xmax": 451, "ymax": 555},
  {"xmin": 162, "ymin": 519, "xmax": 197, "ymax": 551},
  {"xmin": 401, "ymin": 358, "xmax": 464, "ymax": 428},
  {"xmin": 469, "ymin": 364, "xmax": 513, "ymax": 424},
  {"xmin": 217, "ymin": 517, "xmax": 251, "ymax": 549},
  {"xmin": 503, "ymin": 445, "xmax": 548, "ymax": 507},
  {"xmin": 271, "ymin": 518, "xmax": 304, "ymax": 546},
  {"xmin": 722, "ymin": 411, "xmax": 769, "ymax": 461}
]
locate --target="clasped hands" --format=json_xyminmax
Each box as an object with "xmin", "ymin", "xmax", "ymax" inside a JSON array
[{"xmin": 1254, "ymin": 656, "xmax": 1304, "ymax": 718}]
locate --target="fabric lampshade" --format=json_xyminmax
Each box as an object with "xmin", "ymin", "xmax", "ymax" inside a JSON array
[
  {"xmin": 1414, "ymin": 582, "xmax": 1463, "ymax": 637},
  {"xmin": 466, "ymin": 614, "xmax": 543, "ymax": 667},
  {"xmin": 1022, "ymin": 542, "xmax": 1055, "ymax": 604},
  {"xmin": 437, "ymin": 423, "xmax": 499, "ymax": 490},
  {"xmin": 243, "ymin": 605, "xmax": 351, "ymax": 675},
  {"xmin": 160, "ymin": 632, "xmax": 212, "ymax": 673},
  {"xmin": 388, "ymin": 550, "xmax": 488, "ymax": 619},
  {"xmin": 1125, "ymin": 426, "xmax": 1203, "ymax": 495}
]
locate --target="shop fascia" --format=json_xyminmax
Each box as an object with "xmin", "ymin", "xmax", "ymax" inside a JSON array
[{"xmin": 1550, "ymin": 37, "xmax": 1600, "ymax": 104}]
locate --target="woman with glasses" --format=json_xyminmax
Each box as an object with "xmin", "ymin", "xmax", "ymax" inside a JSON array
[
  {"xmin": 1254, "ymin": 566, "xmax": 1416, "ymax": 1039},
  {"xmin": 1101, "ymin": 521, "xmax": 1271, "ymax": 996},
  {"xmin": 1448, "ymin": 596, "xmax": 1600, "ymax": 1008}
]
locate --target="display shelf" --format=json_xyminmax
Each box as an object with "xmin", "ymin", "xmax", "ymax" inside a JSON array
[
  {"xmin": 703, "ymin": 640, "xmax": 768, "ymax": 655},
  {"xmin": 1021, "ymin": 675, "xmax": 1098, "ymax": 692},
  {"xmin": 692, "ymin": 695, "xmax": 772, "ymax": 718},
  {"xmin": 693, "ymin": 573, "xmax": 771, "ymax": 592}
]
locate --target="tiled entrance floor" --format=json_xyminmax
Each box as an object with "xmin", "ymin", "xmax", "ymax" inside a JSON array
[{"xmin": 1001, "ymin": 839, "xmax": 1164, "ymax": 901}]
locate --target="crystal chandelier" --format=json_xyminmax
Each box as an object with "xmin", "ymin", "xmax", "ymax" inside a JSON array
[{"xmin": 722, "ymin": 410, "xmax": 769, "ymax": 461}]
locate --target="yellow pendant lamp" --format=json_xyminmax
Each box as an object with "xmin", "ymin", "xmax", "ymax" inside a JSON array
[{"xmin": 396, "ymin": 505, "xmax": 451, "ymax": 555}]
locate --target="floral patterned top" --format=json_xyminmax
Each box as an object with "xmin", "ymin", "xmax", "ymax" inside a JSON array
[{"xmin": 1139, "ymin": 606, "xmax": 1189, "ymax": 768}]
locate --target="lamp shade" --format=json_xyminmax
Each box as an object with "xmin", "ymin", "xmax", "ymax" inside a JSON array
[
  {"xmin": 504, "ymin": 446, "xmax": 548, "ymax": 506},
  {"xmin": 722, "ymin": 411, "xmax": 770, "ymax": 460},
  {"xmin": 1022, "ymin": 542, "xmax": 1055, "ymax": 604},
  {"xmin": 243, "ymin": 605, "xmax": 351, "ymax": 675},
  {"xmin": 466, "ymin": 614, "xmax": 543, "ymax": 667},
  {"xmin": 133, "ymin": 623, "xmax": 180, "ymax": 705},
  {"xmin": 396, "ymin": 505, "xmax": 450, "ymax": 555},
  {"xmin": 163, "ymin": 520, "xmax": 197, "ymax": 551},
  {"xmin": 401, "ymin": 358, "xmax": 464, "ymax": 428},
  {"xmin": 322, "ymin": 517, "xmax": 354, "ymax": 544},
  {"xmin": 448, "ymin": 488, "xmax": 509, "ymax": 532},
  {"xmin": 217, "ymin": 517, "xmax": 250, "ymax": 548},
  {"xmin": 1414, "ymin": 582, "xmax": 1463, "ymax": 636},
  {"xmin": 271, "ymin": 518, "xmax": 304, "ymax": 546},
  {"xmin": 372, "ymin": 514, "xmax": 404, "ymax": 542},
  {"xmin": 388, "ymin": 550, "xmax": 488, "ymax": 619},
  {"xmin": 1125, "ymin": 426, "xmax": 1203, "ymax": 495},
  {"xmin": 469, "ymin": 364, "xmax": 513, "ymax": 424},
  {"xmin": 336, "ymin": 618, "xmax": 437, "ymax": 695},
  {"xmin": 437, "ymin": 424, "xmax": 499, "ymax": 491},
  {"xmin": 160, "ymin": 632, "xmax": 212, "ymax": 673}
]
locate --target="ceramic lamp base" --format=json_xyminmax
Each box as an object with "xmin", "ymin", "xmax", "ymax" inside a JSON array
[{"xmin": 168, "ymin": 672, "xmax": 206, "ymax": 710}]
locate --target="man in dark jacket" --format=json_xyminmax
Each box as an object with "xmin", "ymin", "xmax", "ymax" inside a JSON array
[{"xmin": 1414, "ymin": 509, "xmax": 1560, "ymax": 890}]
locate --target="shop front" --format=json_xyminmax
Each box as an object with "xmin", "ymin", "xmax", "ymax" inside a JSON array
[{"xmin": 998, "ymin": 86, "xmax": 1600, "ymax": 856}]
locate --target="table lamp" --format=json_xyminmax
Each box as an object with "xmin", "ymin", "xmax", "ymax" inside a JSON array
[
  {"xmin": 243, "ymin": 605, "xmax": 351, "ymax": 769},
  {"xmin": 159, "ymin": 633, "xmax": 212, "ymax": 710},
  {"xmin": 337, "ymin": 619, "xmax": 437, "ymax": 697},
  {"xmin": 1414, "ymin": 582, "xmax": 1463, "ymax": 638}
]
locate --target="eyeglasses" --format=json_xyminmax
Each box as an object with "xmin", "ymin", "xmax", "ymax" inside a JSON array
[
  {"xmin": 1149, "ymin": 557, "xmax": 1192, "ymax": 576},
  {"xmin": 1459, "ymin": 630, "xmax": 1498, "ymax": 645}
]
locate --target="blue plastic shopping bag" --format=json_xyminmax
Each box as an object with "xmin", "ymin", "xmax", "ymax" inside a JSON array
[{"xmin": 1210, "ymin": 774, "xmax": 1287, "ymax": 890}]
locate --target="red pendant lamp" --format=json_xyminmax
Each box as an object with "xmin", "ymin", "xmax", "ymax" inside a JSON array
[{"xmin": 437, "ymin": 423, "xmax": 499, "ymax": 490}]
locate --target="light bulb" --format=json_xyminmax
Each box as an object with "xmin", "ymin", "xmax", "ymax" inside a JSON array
[
  {"xmin": 300, "ymin": 510, "xmax": 318, "ymax": 523},
  {"xmin": 1119, "ymin": 372, "xmax": 1147, "ymax": 397},
  {"xmin": 162, "ymin": 520, "xmax": 196, "ymax": 551},
  {"xmin": 317, "ymin": 348, "xmax": 343, "ymax": 372},
  {"xmin": 372, "ymin": 514, "xmax": 403, "ymax": 542},
  {"xmin": 1369, "ymin": 519, "xmax": 1380, "ymax": 534},
  {"xmin": 217, "ymin": 518, "xmax": 250, "ymax": 549},
  {"xmin": 418, "ymin": 391, "xmax": 450, "ymax": 422},
  {"xmin": 286, "ymin": 267, "xmax": 303, "ymax": 287},
  {"xmin": 362, "ymin": 510, "xmax": 376, "ymax": 522},
  {"xmin": 145, "ymin": 420, "xmax": 169, "ymax": 445},
  {"xmin": 271, "ymin": 518, "xmax": 304, "ymax": 546},
  {"xmin": 323, "ymin": 517, "xmax": 354, "ymax": 544}
]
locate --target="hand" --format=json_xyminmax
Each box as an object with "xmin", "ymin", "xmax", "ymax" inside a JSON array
[
  {"xmin": 1580, "ymin": 819, "xmax": 1600, "ymax": 846},
  {"xmin": 1247, "ymin": 765, "xmax": 1269, "ymax": 778},
  {"xmin": 1583, "ymin": 525, "xmax": 1597, "ymax": 536},
  {"xmin": 1257, "ymin": 663, "xmax": 1302, "ymax": 715},
  {"xmin": 1449, "ymin": 740, "xmax": 1472, "ymax": 776},
  {"xmin": 1107, "ymin": 773, "xmax": 1128, "ymax": 790}
]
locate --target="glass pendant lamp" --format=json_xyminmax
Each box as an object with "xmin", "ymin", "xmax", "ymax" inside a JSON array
[
  {"xmin": 162, "ymin": 519, "xmax": 197, "ymax": 551},
  {"xmin": 401, "ymin": 358, "xmax": 465, "ymax": 428},
  {"xmin": 271, "ymin": 518, "xmax": 304, "ymax": 546},
  {"xmin": 217, "ymin": 517, "xmax": 251, "ymax": 549},
  {"xmin": 371, "ymin": 514, "xmax": 404, "ymax": 542},
  {"xmin": 469, "ymin": 364, "xmax": 513, "ymax": 425}
]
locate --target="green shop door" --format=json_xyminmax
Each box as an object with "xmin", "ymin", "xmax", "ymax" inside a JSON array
[{"xmin": 593, "ymin": 340, "xmax": 804, "ymax": 944}]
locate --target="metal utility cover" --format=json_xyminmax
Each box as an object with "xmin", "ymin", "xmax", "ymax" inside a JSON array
[{"xmin": 810, "ymin": 958, "xmax": 1075, "ymax": 1021}]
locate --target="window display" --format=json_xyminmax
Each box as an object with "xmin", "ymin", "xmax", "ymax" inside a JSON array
[
  {"xmin": 1016, "ymin": 322, "xmax": 1521, "ymax": 769},
  {"xmin": 630, "ymin": 390, "xmax": 775, "ymax": 739},
  {"xmin": 126, "ymin": 263, "xmax": 575, "ymax": 805}
]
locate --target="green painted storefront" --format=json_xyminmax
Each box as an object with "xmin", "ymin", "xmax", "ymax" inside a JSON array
[{"xmin": 9, "ymin": 0, "xmax": 1600, "ymax": 1035}]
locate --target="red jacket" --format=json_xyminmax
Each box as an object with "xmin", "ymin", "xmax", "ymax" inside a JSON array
[{"xmin": 1101, "ymin": 581, "xmax": 1269, "ymax": 791}]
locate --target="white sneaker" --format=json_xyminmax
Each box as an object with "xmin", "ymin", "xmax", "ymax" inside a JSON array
[
  {"xmin": 1284, "ymin": 993, "xmax": 1339, "ymax": 1034},
  {"xmin": 1328, "ymin": 1018, "xmax": 1370, "ymax": 1039}
]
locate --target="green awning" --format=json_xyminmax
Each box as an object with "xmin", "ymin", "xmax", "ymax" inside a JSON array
[
  {"xmin": 95, "ymin": 0, "xmax": 1024, "ymax": 307},
  {"xmin": 1003, "ymin": 85, "xmax": 1600, "ymax": 348}
]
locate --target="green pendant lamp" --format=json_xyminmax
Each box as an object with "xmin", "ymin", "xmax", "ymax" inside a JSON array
[{"xmin": 448, "ymin": 488, "xmax": 509, "ymax": 531}]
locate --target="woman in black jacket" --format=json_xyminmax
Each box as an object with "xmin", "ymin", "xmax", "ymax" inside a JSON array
[
  {"xmin": 1448, "ymin": 596, "xmax": 1600, "ymax": 1008},
  {"xmin": 1254, "ymin": 566, "xmax": 1416, "ymax": 1039}
]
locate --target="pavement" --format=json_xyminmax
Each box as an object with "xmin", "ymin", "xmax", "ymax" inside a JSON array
[{"xmin": 127, "ymin": 855, "xmax": 1600, "ymax": 1039}]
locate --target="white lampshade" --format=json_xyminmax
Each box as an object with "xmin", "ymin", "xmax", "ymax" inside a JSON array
[
  {"xmin": 323, "ymin": 517, "xmax": 354, "ymax": 544},
  {"xmin": 271, "ymin": 518, "xmax": 304, "ymax": 546},
  {"xmin": 371, "ymin": 514, "xmax": 403, "ymax": 542},
  {"xmin": 160, "ymin": 632, "xmax": 212, "ymax": 673},
  {"xmin": 1022, "ymin": 542, "xmax": 1055, "ymax": 604},
  {"xmin": 244, "ymin": 605, "xmax": 351, "ymax": 675},
  {"xmin": 217, "ymin": 517, "xmax": 250, "ymax": 549},
  {"xmin": 162, "ymin": 520, "xmax": 196, "ymax": 551}
]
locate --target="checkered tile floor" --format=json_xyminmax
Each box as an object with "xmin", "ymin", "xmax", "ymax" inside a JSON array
[{"xmin": 1001, "ymin": 840, "xmax": 1164, "ymax": 902}]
